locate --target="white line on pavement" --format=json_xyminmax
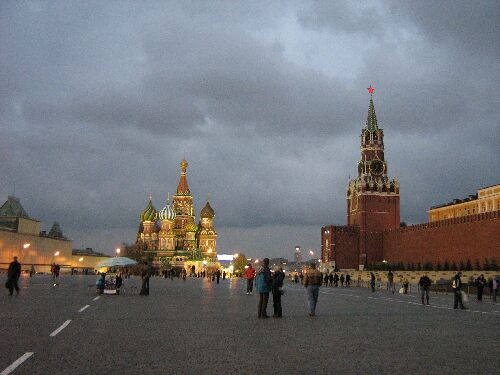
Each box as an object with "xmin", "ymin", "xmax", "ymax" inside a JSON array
[
  {"xmin": 49, "ymin": 320, "xmax": 71, "ymax": 337},
  {"xmin": 78, "ymin": 305, "xmax": 90, "ymax": 313},
  {"xmin": 1, "ymin": 352, "xmax": 33, "ymax": 375},
  {"xmin": 93, "ymin": 296, "xmax": 100, "ymax": 301}
]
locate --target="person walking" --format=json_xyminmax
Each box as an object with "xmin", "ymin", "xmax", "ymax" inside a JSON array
[
  {"xmin": 452, "ymin": 271, "xmax": 466, "ymax": 309},
  {"xmin": 370, "ymin": 272, "xmax": 376, "ymax": 292},
  {"xmin": 255, "ymin": 258, "xmax": 272, "ymax": 318},
  {"xmin": 345, "ymin": 274, "xmax": 351, "ymax": 287},
  {"xmin": 328, "ymin": 272, "xmax": 333, "ymax": 286},
  {"xmin": 216, "ymin": 269, "xmax": 221, "ymax": 284},
  {"xmin": 304, "ymin": 263, "xmax": 322, "ymax": 316},
  {"xmin": 272, "ymin": 267, "xmax": 285, "ymax": 318},
  {"xmin": 418, "ymin": 272, "xmax": 431, "ymax": 305},
  {"xmin": 340, "ymin": 274, "xmax": 345, "ymax": 287},
  {"xmin": 244, "ymin": 263, "xmax": 256, "ymax": 295},
  {"xmin": 299, "ymin": 272, "xmax": 304, "ymax": 285},
  {"xmin": 140, "ymin": 262, "xmax": 150, "ymax": 295},
  {"xmin": 387, "ymin": 270, "xmax": 395, "ymax": 293},
  {"xmin": 222, "ymin": 271, "xmax": 226, "ymax": 280},
  {"xmin": 476, "ymin": 274, "xmax": 486, "ymax": 302},
  {"xmin": 323, "ymin": 272, "xmax": 329, "ymax": 287},
  {"xmin": 333, "ymin": 273, "xmax": 339, "ymax": 287},
  {"xmin": 492, "ymin": 277, "xmax": 498, "ymax": 303},
  {"xmin": 6, "ymin": 256, "xmax": 21, "ymax": 296}
]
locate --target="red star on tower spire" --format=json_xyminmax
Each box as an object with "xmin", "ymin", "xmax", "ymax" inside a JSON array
[{"xmin": 367, "ymin": 85, "xmax": 375, "ymax": 95}]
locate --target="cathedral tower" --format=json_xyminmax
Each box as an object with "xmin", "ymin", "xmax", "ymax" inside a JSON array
[
  {"xmin": 197, "ymin": 200, "xmax": 217, "ymax": 258},
  {"xmin": 138, "ymin": 197, "xmax": 158, "ymax": 250},
  {"xmin": 347, "ymin": 87, "xmax": 400, "ymax": 265},
  {"xmin": 172, "ymin": 159, "xmax": 195, "ymax": 249},
  {"xmin": 158, "ymin": 195, "xmax": 176, "ymax": 253}
]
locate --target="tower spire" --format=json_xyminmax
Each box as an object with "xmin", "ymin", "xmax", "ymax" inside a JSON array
[
  {"xmin": 366, "ymin": 86, "xmax": 378, "ymax": 131},
  {"xmin": 176, "ymin": 159, "xmax": 191, "ymax": 195}
]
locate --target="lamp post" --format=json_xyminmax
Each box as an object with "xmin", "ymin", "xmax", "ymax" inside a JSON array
[{"xmin": 116, "ymin": 248, "xmax": 121, "ymax": 257}]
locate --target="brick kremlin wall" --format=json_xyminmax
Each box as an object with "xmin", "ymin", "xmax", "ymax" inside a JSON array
[
  {"xmin": 382, "ymin": 210, "xmax": 500, "ymax": 266},
  {"xmin": 332, "ymin": 226, "xmax": 359, "ymax": 269}
]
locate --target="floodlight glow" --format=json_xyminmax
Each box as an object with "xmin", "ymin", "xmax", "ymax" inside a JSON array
[
  {"xmin": 79, "ymin": 257, "xmax": 84, "ymax": 262},
  {"xmin": 54, "ymin": 251, "xmax": 60, "ymax": 256},
  {"xmin": 23, "ymin": 243, "xmax": 31, "ymax": 249}
]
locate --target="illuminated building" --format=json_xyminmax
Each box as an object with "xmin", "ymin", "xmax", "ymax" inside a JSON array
[
  {"xmin": 0, "ymin": 196, "xmax": 108, "ymax": 272},
  {"xmin": 428, "ymin": 184, "xmax": 500, "ymax": 222},
  {"xmin": 136, "ymin": 159, "xmax": 218, "ymax": 270}
]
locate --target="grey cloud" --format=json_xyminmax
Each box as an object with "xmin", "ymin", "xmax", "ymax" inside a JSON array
[{"xmin": 0, "ymin": 1, "xmax": 497, "ymax": 258}]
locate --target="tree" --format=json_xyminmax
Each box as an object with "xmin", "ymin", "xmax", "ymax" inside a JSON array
[
  {"xmin": 459, "ymin": 260, "xmax": 465, "ymax": 271},
  {"xmin": 123, "ymin": 242, "xmax": 145, "ymax": 261},
  {"xmin": 491, "ymin": 258, "xmax": 498, "ymax": 271},
  {"xmin": 443, "ymin": 260, "xmax": 450, "ymax": 271},
  {"xmin": 465, "ymin": 259, "xmax": 472, "ymax": 271},
  {"xmin": 435, "ymin": 262, "xmax": 442, "ymax": 271},
  {"xmin": 475, "ymin": 259, "xmax": 481, "ymax": 271},
  {"xmin": 450, "ymin": 261, "xmax": 457, "ymax": 271},
  {"xmin": 233, "ymin": 253, "xmax": 248, "ymax": 275},
  {"xmin": 483, "ymin": 258, "xmax": 491, "ymax": 271}
]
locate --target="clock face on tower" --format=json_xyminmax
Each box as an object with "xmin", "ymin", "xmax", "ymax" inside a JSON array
[{"xmin": 370, "ymin": 159, "xmax": 385, "ymax": 176}]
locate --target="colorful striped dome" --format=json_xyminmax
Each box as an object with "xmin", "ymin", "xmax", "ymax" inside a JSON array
[
  {"xmin": 159, "ymin": 200, "xmax": 176, "ymax": 221},
  {"xmin": 140, "ymin": 199, "xmax": 158, "ymax": 222}
]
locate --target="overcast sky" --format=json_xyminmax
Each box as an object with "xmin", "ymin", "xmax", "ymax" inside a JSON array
[{"xmin": 1, "ymin": 1, "xmax": 498, "ymax": 259}]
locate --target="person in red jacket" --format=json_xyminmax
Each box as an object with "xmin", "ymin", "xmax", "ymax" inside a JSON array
[{"xmin": 244, "ymin": 263, "xmax": 256, "ymax": 295}]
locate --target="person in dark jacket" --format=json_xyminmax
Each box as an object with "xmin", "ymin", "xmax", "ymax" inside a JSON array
[
  {"xmin": 418, "ymin": 273, "xmax": 432, "ymax": 305},
  {"xmin": 328, "ymin": 273, "xmax": 334, "ymax": 286},
  {"xmin": 333, "ymin": 273, "xmax": 339, "ymax": 287},
  {"xmin": 340, "ymin": 274, "xmax": 345, "ymax": 287},
  {"xmin": 345, "ymin": 274, "xmax": 351, "ymax": 287},
  {"xmin": 257, "ymin": 258, "xmax": 273, "ymax": 318},
  {"xmin": 476, "ymin": 274, "xmax": 486, "ymax": 302},
  {"xmin": 216, "ymin": 269, "xmax": 221, "ymax": 284},
  {"xmin": 140, "ymin": 263, "xmax": 150, "ymax": 295},
  {"xmin": 370, "ymin": 272, "xmax": 376, "ymax": 292},
  {"xmin": 6, "ymin": 256, "xmax": 21, "ymax": 295},
  {"xmin": 272, "ymin": 268, "xmax": 285, "ymax": 317},
  {"xmin": 452, "ymin": 271, "xmax": 466, "ymax": 309}
]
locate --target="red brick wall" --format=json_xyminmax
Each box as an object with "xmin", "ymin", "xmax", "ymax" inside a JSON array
[
  {"xmin": 332, "ymin": 226, "xmax": 360, "ymax": 269},
  {"xmin": 383, "ymin": 211, "xmax": 500, "ymax": 266}
]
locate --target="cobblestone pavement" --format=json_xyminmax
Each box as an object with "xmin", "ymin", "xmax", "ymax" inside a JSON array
[{"xmin": 1, "ymin": 275, "xmax": 499, "ymax": 375}]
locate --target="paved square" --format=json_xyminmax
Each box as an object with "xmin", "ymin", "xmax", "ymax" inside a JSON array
[{"xmin": 1, "ymin": 275, "xmax": 499, "ymax": 374}]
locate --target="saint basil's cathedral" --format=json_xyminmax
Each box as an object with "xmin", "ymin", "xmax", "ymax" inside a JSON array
[{"xmin": 136, "ymin": 159, "xmax": 218, "ymax": 270}]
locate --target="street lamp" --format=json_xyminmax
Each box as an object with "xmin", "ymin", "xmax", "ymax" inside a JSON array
[
  {"xmin": 54, "ymin": 251, "xmax": 60, "ymax": 256},
  {"xmin": 78, "ymin": 257, "xmax": 84, "ymax": 262},
  {"xmin": 309, "ymin": 250, "xmax": 314, "ymax": 256},
  {"xmin": 23, "ymin": 243, "xmax": 31, "ymax": 249},
  {"xmin": 233, "ymin": 253, "xmax": 239, "ymax": 259},
  {"xmin": 116, "ymin": 248, "xmax": 121, "ymax": 256},
  {"xmin": 254, "ymin": 259, "xmax": 259, "ymax": 264}
]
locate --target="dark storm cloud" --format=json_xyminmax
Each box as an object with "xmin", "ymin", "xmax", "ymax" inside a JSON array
[{"xmin": 0, "ymin": 1, "xmax": 498, "ymax": 258}]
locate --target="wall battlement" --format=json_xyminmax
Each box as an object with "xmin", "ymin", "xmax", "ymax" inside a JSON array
[{"xmin": 388, "ymin": 210, "xmax": 499, "ymax": 234}]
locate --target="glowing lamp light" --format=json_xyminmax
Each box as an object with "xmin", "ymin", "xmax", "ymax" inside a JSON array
[
  {"xmin": 23, "ymin": 243, "xmax": 31, "ymax": 249},
  {"xmin": 78, "ymin": 257, "xmax": 84, "ymax": 262},
  {"xmin": 116, "ymin": 248, "xmax": 121, "ymax": 255},
  {"xmin": 309, "ymin": 250, "xmax": 314, "ymax": 255},
  {"xmin": 208, "ymin": 248, "xmax": 213, "ymax": 253},
  {"xmin": 203, "ymin": 260, "xmax": 207, "ymax": 265},
  {"xmin": 254, "ymin": 259, "xmax": 259, "ymax": 264},
  {"xmin": 54, "ymin": 251, "xmax": 60, "ymax": 256},
  {"xmin": 233, "ymin": 253, "xmax": 239, "ymax": 259},
  {"xmin": 244, "ymin": 265, "xmax": 249, "ymax": 269}
]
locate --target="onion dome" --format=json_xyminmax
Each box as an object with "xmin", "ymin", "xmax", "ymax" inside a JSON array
[
  {"xmin": 185, "ymin": 222, "xmax": 198, "ymax": 232},
  {"xmin": 140, "ymin": 198, "xmax": 158, "ymax": 222},
  {"xmin": 200, "ymin": 201, "xmax": 215, "ymax": 219},
  {"xmin": 159, "ymin": 199, "xmax": 176, "ymax": 221}
]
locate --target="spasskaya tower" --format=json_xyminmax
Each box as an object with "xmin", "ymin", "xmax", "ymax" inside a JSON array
[{"xmin": 346, "ymin": 86, "xmax": 400, "ymax": 266}]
